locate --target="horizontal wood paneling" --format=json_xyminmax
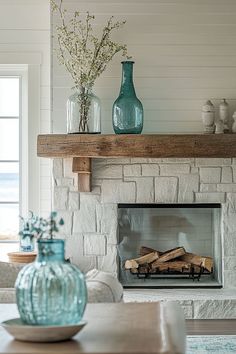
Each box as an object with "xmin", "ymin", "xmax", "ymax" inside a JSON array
[
  {"xmin": 0, "ymin": 0, "xmax": 51, "ymax": 214},
  {"xmin": 52, "ymin": 0, "xmax": 236, "ymax": 134}
]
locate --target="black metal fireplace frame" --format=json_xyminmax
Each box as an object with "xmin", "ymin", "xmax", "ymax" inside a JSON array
[{"xmin": 118, "ymin": 203, "xmax": 222, "ymax": 289}]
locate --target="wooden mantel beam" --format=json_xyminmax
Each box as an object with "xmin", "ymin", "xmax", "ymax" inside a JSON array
[
  {"xmin": 37, "ymin": 134, "xmax": 236, "ymax": 159},
  {"xmin": 37, "ymin": 133, "xmax": 236, "ymax": 192}
]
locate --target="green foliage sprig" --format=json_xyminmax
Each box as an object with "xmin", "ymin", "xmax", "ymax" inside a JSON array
[{"xmin": 19, "ymin": 212, "xmax": 64, "ymax": 240}]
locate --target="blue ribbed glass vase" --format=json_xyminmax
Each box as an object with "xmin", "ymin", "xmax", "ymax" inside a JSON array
[
  {"xmin": 15, "ymin": 239, "xmax": 87, "ymax": 325},
  {"xmin": 112, "ymin": 61, "xmax": 143, "ymax": 134}
]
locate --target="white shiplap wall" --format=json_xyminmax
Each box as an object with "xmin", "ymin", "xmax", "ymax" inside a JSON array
[
  {"xmin": 52, "ymin": 0, "xmax": 236, "ymax": 134},
  {"xmin": 0, "ymin": 0, "xmax": 51, "ymax": 216}
]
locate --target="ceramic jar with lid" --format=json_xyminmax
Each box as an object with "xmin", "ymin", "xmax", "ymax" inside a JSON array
[
  {"xmin": 219, "ymin": 99, "xmax": 229, "ymax": 133},
  {"xmin": 202, "ymin": 100, "xmax": 215, "ymax": 133},
  {"xmin": 232, "ymin": 111, "xmax": 236, "ymax": 133}
]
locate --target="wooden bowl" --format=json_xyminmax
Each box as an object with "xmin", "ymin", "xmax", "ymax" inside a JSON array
[{"xmin": 7, "ymin": 252, "xmax": 37, "ymax": 264}]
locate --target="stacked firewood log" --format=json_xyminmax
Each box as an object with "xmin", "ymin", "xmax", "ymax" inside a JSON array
[{"xmin": 124, "ymin": 246, "xmax": 213, "ymax": 275}]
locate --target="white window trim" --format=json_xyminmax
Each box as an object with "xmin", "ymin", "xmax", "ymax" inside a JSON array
[{"xmin": 0, "ymin": 53, "xmax": 41, "ymax": 225}]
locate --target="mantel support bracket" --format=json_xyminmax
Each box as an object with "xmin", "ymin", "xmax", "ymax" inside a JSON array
[{"xmin": 72, "ymin": 157, "xmax": 91, "ymax": 192}]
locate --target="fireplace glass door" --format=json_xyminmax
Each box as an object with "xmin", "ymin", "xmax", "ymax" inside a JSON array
[{"xmin": 118, "ymin": 204, "xmax": 222, "ymax": 288}]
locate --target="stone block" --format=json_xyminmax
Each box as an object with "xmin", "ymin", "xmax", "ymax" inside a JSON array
[
  {"xmin": 93, "ymin": 164, "xmax": 123, "ymax": 179},
  {"xmin": 101, "ymin": 180, "xmax": 136, "ymax": 203},
  {"xmin": 83, "ymin": 233, "xmax": 107, "ymax": 256},
  {"xmin": 56, "ymin": 178, "xmax": 74, "ymax": 187},
  {"xmin": 136, "ymin": 177, "xmax": 154, "ymax": 203},
  {"xmin": 142, "ymin": 164, "xmax": 160, "ymax": 176},
  {"xmin": 53, "ymin": 159, "xmax": 63, "ymax": 178},
  {"xmin": 63, "ymin": 158, "xmax": 75, "ymax": 178},
  {"xmin": 178, "ymin": 174, "xmax": 199, "ymax": 203},
  {"xmin": 200, "ymin": 167, "xmax": 221, "ymax": 183},
  {"xmin": 124, "ymin": 165, "xmax": 141, "ymax": 177},
  {"xmin": 68, "ymin": 192, "xmax": 80, "ymax": 211},
  {"xmin": 131, "ymin": 158, "xmax": 149, "ymax": 163},
  {"xmin": 195, "ymin": 192, "xmax": 225, "ymax": 203},
  {"xmin": 224, "ymin": 271, "xmax": 236, "ymax": 288},
  {"xmin": 224, "ymin": 256, "xmax": 236, "ymax": 270},
  {"xmin": 191, "ymin": 167, "xmax": 199, "ymax": 174},
  {"xmin": 232, "ymin": 166, "xmax": 236, "ymax": 183},
  {"xmin": 53, "ymin": 186, "xmax": 68, "ymax": 210},
  {"xmin": 227, "ymin": 193, "xmax": 236, "ymax": 212},
  {"xmin": 193, "ymin": 300, "xmax": 236, "ymax": 319},
  {"xmin": 156, "ymin": 158, "xmax": 194, "ymax": 163},
  {"xmin": 107, "ymin": 158, "xmax": 131, "ymax": 164},
  {"xmin": 73, "ymin": 195, "xmax": 100, "ymax": 233},
  {"xmin": 125, "ymin": 177, "xmax": 154, "ymax": 203},
  {"xmin": 155, "ymin": 177, "xmax": 178, "ymax": 203},
  {"xmin": 65, "ymin": 233, "xmax": 97, "ymax": 273},
  {"xmin": 99, "ymin": 204, "xmax": 118, "ymax": 244},
  {"xmin": 222, "ymin": 167, "xmax": 233, "ymax": 183},
  {"xmin": 147, "ymin": 158, "xmax": 162, "ymax": 163},
  {"xmin": 160, "ymin": 164, "xmax": 190, "ymax": 176},
  {"xmin": 223, "ymin": 214, "xmax": 236, "ymax": 233},
  {"xmin": 217, "ymin": 184, "xmax": 236, "ymax": 192},
  {"xmin": 200, "ymin": 184, "xmax": 217, "ymax": 192},
  {"xmin": 56, "ymin": 211, "xmax": 73, "ymax": 236},
  {"xmin": 97, "ymin": 245, "xmax": 118, "ymax": 276},
  {"xmin": 224, "ymin": 233, "xmax": 236, "ymax": 255},
  {"xmin": 195, "ymin": 158, "xmax": 231, "ymax": 166}
]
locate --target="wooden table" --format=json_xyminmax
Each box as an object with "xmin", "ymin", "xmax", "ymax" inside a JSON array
[{"xmin": 0, "ymin": 302, "xmax": 186, "ymax": 354}]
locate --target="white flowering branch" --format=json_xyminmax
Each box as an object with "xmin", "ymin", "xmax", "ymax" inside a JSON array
[{"xmin": 51, "ymin": 0, "xmax": 130, "ymax": 132}]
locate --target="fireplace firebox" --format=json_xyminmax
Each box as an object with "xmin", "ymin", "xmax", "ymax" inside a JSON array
[{"xmin": 118, "ymin": 204, "xmax": 222, "ymax": 288}]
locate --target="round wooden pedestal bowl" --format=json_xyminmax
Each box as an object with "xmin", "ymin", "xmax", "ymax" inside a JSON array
[{"xmin": 7, "ymin": 252, "xmax": 37, "ymax": 264}]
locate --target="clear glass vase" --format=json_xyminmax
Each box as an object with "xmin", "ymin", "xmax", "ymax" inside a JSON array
[
  {"xmin": 112, "ymin": 61, "xmax": 143, "ymax": 134},
  {"xmin": 19, "ymin": 231, "xmax": 34, "ymax": 252},
  {"xmin": 15, "ymin": 239, "xmax": 87, "ymax": 325},
  {"xmin": 67, "ymin": 88, "xmax": 101, "ymax": 134}
]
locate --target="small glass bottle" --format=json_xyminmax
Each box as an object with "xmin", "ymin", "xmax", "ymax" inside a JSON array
[
  {"xmin": 19, "ymin": 226, "xmax": 34, "ymax": 252},
  {"xmin": 67, "ymin": 89, "xmax": 101, "ymax": 134},
  {"xmin": 112, "ymin": 61, "xmax": 143, "ymax": 134},
  {"xmin": 15, "ymin": 239, "xmax": 87, "ymax": 325}
]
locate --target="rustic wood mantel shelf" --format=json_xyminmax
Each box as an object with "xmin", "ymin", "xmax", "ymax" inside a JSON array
[{"xmin": 37, "ymin": 134, "xmax": 236, "ymax": 192}]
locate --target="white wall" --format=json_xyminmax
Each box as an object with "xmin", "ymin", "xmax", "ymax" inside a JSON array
[
  {"xmin": 0, "ymin": 0, "xmax": 51, "ymax": 216},
  {"xmin": 52, "ymin": 0, "xmax": 236, "ymax": 134}
]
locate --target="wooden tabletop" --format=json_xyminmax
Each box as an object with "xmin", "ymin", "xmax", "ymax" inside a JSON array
[{"xmin": 0, "ymin": 302, "xmax": 186, "ymax": 354}]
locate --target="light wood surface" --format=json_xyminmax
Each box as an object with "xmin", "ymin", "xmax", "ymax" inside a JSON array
[
  {"xmin": 7, "ymin": 252, "xmax": 37, "ymax": 264},
  {"xmin": 37, "ymin": 134, "xmax": 236, "ymax": 159},
  {"xmin": 187, "ymin": 319, "xmax": 236, "ymax": 335},
  {"xmin": 37, "ymin": 133, "xmax": 236, "ymax": 191},
  {"xmin": 0, "ymin": 303, "xmax": 185, "ymax": 354}
]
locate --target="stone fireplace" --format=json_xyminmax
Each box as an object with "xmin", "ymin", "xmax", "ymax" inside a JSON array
[{"xmin": 53, "ymin": 157, "xmax": 236, "ymax": 318}]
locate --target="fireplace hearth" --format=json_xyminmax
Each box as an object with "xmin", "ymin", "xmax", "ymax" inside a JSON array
[{"xmin": 118, "ymin": 204, "xmax": 222, "ymax": 288}]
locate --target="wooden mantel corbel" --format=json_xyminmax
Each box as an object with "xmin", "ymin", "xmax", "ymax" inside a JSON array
[
  {"xmin": 72, "ymin": 157, "xmax": 91, "ymax": 192},
  {"xmin": 37, "ymin": 133, "xmax": 236, "ymax": 193}
]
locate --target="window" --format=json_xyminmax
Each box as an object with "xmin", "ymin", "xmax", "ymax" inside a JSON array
[
  {"xmin": 0, "ymin": 77, "xmax": 21, "ymax": 260},
  {"xmin": 0, "ymin": 59, "xmax": 41, "ymax": 263}
]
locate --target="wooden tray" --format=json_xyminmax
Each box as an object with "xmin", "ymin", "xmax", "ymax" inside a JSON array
[{"xmin": 7, "ymin": 252, "xmax": 37, "ymax": 264}]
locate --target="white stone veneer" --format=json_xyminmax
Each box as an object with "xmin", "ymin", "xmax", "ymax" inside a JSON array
[{"xmin": 53, "ymin": 157, "xmax": 236, "ymax": 318}]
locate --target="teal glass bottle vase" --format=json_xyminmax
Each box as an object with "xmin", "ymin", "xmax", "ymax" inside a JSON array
[
  {"xmin": 112, "ymin": 61, "xmax": 143, "ymax": 134},
  {"xmin": 15, "ymin": 239, "xmax": 87, "ymax": 325}
]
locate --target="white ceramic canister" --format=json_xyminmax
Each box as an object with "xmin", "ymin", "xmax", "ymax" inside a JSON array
[
  {"xmin": 219, "ymin": 99, "xmax": 229, "ymax": 132},
  {"xmin": 232, "ymin": 111, "xmax": 236, "ymax": 133},
  {"xmin": 202, "ymin": 100, "xmax": 215, "ymax": 133}
]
